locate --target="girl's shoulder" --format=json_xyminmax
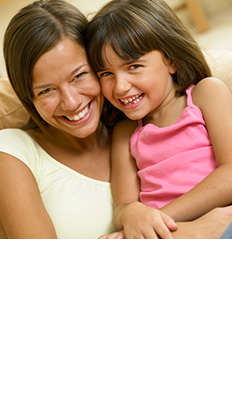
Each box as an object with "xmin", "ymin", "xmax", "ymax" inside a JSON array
[
  {"xmin": 113, "ymin": 119, "xmax": 138, "ymax": 139},
  {"xmin": 192, "ymin": 77, "xmax": 231, "ymax": 107}
]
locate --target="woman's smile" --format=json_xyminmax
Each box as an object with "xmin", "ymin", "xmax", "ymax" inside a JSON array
[
  {"xmin": 33, "ymin": 37, "xmax": 103, "ymax": 138},
  {"xmin": 59, "ymin": 101, "xmax": 91, "ymax": 124}
]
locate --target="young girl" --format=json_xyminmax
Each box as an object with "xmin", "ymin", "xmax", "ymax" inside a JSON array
[{"xmin": 86, "ymin": 0, "xmax": 232, "ymax": 239}]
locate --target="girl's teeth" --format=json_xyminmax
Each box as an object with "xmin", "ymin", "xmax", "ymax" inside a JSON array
[{"xmin": 121, "ymin": 94, "xmax": 142, "ymax": 105}]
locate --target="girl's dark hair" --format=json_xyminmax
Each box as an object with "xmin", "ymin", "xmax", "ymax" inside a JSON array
[
  {"xmin": 85, "ymin": 0, "xmax": 211, "ymax": 98},
  {"xmin": 4, "ymin": 0, "xmax": 88, "ymax": 132}
]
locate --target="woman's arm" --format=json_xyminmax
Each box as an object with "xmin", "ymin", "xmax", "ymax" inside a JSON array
[
  {"xmin": 0, "ymin": 153, "xmax": 57, "ymax": 238},
  {"xmin": 161, "ymin": 78, "xmax": 232, "ymax": 221},
  {"xmin": 111, "ymin": 120, "xmax": 177, "ymax": 239}
]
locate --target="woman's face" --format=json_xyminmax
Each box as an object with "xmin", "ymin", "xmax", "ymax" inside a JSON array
[{"xmin": 32, "ymin": 37, "xmax": 104, "ymax": 139}]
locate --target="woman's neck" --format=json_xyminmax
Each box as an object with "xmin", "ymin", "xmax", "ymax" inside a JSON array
[{"xmin": 30, "ymin": 121, "xmax": 111, "ymax": 153}]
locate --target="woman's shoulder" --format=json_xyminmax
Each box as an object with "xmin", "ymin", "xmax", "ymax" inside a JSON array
[
  {"xmin": 0, "ymin": 128, "xmax": 36, "ymax": 144},
  {"xmin": 0, "ymin": 128, "xmax": 43, "ymax": 152},
  {"xmin": 0, "ymin": 128, "xmax": 42, "ymax": 171}
]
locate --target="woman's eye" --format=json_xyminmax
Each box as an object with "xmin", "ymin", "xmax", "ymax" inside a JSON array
[
  {"xmin": 74, "ymin": 71, "xmax": 88, "ymax": 79},
  {"xmin": 38, "ymin": 88, "xmax": 52, "ymax": 96}
]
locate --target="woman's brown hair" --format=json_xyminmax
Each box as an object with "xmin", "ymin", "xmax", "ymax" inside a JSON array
[{"xmin": 4, "ymin": 0, "xmax": 88, "ymax": 132}]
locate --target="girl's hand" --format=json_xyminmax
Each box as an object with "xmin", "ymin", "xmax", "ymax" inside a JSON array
[{"xmin": 116, "ymin": 202, "xmax": 178, "ymax": 239}]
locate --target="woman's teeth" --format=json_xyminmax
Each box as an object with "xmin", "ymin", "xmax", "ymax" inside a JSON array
[
  {"xmin": 120, "ymin": 94, "xmax": 143, "ymax": 105},
  {"xmin": 65, "ymin": 104, "xmax": 90, "ymax": 121}
]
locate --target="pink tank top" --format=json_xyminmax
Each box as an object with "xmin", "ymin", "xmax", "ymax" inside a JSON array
[{"xmin": 130, "ymin": 85, "xmax": 217, "ymax": 208}]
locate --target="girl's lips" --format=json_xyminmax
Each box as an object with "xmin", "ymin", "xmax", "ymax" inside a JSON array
[{"xmin": 119, "ymin": 93, "xmax": 144, "ymax": 108}]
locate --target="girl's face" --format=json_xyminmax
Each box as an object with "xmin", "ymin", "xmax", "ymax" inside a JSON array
[
  {"xmin": 33, "ymin": 37, "xmax": 104, "ymax": 139},
  {"xmin": 97, "ymin": 44, "xmax": 176, "ymax": 122}
]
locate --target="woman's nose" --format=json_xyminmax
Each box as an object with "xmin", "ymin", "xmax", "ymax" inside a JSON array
[{"xmin": 60, "ymin": 86, "xmax": 81, "ymax": 111}]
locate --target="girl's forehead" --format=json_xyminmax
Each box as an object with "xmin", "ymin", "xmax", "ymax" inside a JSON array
[
  {"xmin": 101, "ymin": 41, "xmax": 141, "ymax": 64},
  {"xmin": 102, "ymin": 43, "xmax": 140, "ymax": 65},
  {"xmin": 101, "ymin": 43, "xmax": 117, "ymax": 64}
]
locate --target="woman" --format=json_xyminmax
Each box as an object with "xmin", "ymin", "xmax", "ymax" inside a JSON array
[
  {"xmin": 0, "ymin": 0, "xmax": 115, "ymax": 238},
  {"xmin": 0, "ymin": 0, "xmax": 231, "ymax": 239}
]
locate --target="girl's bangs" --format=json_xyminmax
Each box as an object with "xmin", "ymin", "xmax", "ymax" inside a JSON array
[
  {"xmin": 89, "ymin": 20, "xmax": 157, "ymax": 72},
  {"xmin": 107, "ymin": 21, "xmax": 156, "ymax": 61}
]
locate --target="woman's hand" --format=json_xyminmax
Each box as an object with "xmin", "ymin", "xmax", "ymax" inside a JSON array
[
  {"xmin": 114, "ymin": 202, "xmax": 178, "ymax": 239},
  {"xmin": 98, "ymin": 230, "xmax": 125, "ymax": 239}
]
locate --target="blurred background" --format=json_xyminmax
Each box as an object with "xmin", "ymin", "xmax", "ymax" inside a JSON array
[{"xmin": 0, "ymin": 0, "xmax": 231, "ymax": 76}]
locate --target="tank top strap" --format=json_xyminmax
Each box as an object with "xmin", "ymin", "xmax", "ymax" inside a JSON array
[{"xmin": 186, "ymin": 84, "xmax": 195, "ymax": 106}]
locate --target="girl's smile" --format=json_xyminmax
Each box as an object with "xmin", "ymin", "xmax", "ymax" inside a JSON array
[
  {"xmin": 98, "ymin": 44, "xmax": 177, "ymax": 123},
  {"xmin": 119, "ymin": 93, "xmax": 144, "ymax": 107}
]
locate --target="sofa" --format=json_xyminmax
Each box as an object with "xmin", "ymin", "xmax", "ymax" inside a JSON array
[{"xmin": 0, "ymin": 49, "xmax": 232, "ymax": 130}]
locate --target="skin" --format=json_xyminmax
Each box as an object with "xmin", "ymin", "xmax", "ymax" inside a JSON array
[
  {"xmin": 100, "ymin": 206, "xmax": 232, "ymax": 239},
  {"xmin": 0, "ymin": 37, "xmax": 111, "ymax": 238},
  {"xmin": 99, "ymin": 45, "xmax": 178, "ymax": 126},
  {"xmin": 1, "ymin": 38, "xmax": 232, "ymax": 239},
  {"xmin": 33, "ymin": 40, "xmax": 104, "ymax": 146},
  {"xmin": 98, "ymin": 44, "xmax": 232, "ymax": 239}
]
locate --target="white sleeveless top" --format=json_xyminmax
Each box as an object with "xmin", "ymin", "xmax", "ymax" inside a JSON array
[{"xmin": 0, "ymin": 129, "xmax": 114, "ymax": 238}]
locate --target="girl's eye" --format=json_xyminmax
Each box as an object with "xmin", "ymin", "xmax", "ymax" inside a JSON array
[
  {"xmin": 129, "ymin": 64, "xmax": 142, "ymax": 70},
  {"xmin": 98, "ymin": 71, "xmax": 112, "ymax": 79}
]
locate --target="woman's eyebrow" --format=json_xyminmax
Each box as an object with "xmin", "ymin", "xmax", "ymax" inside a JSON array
[
  {"xmin": 33, "ymin": 64, "xmax": 89, "ymax": 90},
  {"xmin": 71, "ymin": 63, "xmax": 89, "ymax": 76},
  {"xmin": 33, "ymin": 82, "xmax": 54, "ymax": 90}
]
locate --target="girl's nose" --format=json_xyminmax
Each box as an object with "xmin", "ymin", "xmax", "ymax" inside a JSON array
[
  {"xmin": 114, "ymin": 75, "xmax": 131, "ymax": 96},
  {"xmin": 61, "ymin": 86, "xmax": 81, "ymax": 111}
]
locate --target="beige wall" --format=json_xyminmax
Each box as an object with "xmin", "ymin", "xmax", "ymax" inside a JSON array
[
  {"xmin": 0, "ymin": 0, "xmax": 231, "ymax": 76},
  {"xmin": 0, "ymin": 0, "xmax": 107, "ymax": 76},
  {"xmin": 201, "ymin": 0, "xmax": 232, "ymax": 16},
  {"xmin": 167, "ymin": 0, "xmax": 231, "ymax": 15}
]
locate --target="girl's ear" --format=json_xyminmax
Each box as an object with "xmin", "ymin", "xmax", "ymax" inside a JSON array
[
  {"xmin": 168, "ymin": 61, "xmax": 177, "ymax": 75},
  {"xmin": 162, "ymin": 53, "xmax": 177, "ymax": 74}
]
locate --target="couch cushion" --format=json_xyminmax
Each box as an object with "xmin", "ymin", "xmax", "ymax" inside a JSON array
[
  {"xmin": 204, "ymin": 49, "xmax": 232, "ymax": 92},
  {"xmin": 0, "ymin": 77, "xmax": 29, "ymax": 129}
]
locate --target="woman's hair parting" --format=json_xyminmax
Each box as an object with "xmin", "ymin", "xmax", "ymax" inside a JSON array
[
  {"xmin": 85, "ymin": 0, "xmax": 211, "ymax": 97},
  {"xmin": 4, "ymin": 0, "xmax": 88, "ymax": 131}
]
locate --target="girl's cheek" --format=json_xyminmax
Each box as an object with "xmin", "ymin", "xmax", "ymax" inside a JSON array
[{"xmin": 101, "ymin": 83, "xmax": 111, "ymax": 99}]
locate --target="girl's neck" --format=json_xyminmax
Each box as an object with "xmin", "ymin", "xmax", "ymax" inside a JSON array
[{"xmin": 144, "ymin": 92, "xmax": 187, "ymax": 128}]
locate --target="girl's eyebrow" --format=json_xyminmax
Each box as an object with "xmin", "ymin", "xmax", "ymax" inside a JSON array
[
  {"xmin": 123, "ymin": 59, "xmax": 141, "ymax": 65},
  {"xmin": 33, "ymin": 64, "xmax": 89, "ymax": 90},
  {"xmin": 97, "ymin": 58, "xmax": 144, "ymax": 72}
]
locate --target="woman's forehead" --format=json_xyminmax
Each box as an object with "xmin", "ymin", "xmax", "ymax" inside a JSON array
[{"xmin": 32, "ymin": 38, "xmax": 89, "ymax": 82}]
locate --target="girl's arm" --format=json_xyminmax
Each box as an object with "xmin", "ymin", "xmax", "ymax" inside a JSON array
[
  {"xmin": 0, "ymin": 153, "xmax": 57, "ymax": 238},
  {"xmin": 161, "ymin": 78, "xmax": 232, "ymax": 221},
  {"xmin": 110, "ymin": 119, "xmax": 177, "ymax": 239}
]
